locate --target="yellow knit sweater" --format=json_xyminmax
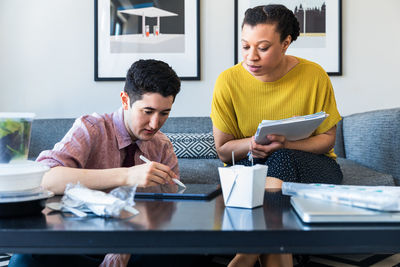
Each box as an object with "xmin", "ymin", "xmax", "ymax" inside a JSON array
[{"xmin": 210, "ymin": 57, "xmax": 341, "ymax": 158}]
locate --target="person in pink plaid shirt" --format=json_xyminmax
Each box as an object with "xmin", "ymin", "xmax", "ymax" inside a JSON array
[
  {"xmin": 9, "ymin": 60, "xmax": 212, "ymax": 267},
  {"xmin": 38, "ymin": 59, "xmax": 181, "ymax": 195}
]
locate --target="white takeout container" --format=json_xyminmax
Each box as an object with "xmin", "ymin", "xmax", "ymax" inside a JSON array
[
  {"xmin": 218, "ymin": 164, "xmax": 268, "ymax": 209},
  {"xmin": 0, "ymin": 161, "xmax": 49, "ymax": 192},
  {"xmin": 0, "ymin": 112, "xmax": 35, "ymax": 163}
]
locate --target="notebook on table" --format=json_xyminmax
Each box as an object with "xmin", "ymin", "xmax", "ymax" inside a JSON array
[
  {"xmin": 291, "ymin": 196, "xmax": 400, "ymax": 223},
  {"xmin": 134, "ymin": 183, "xmax": 221, "ymax": 200}
]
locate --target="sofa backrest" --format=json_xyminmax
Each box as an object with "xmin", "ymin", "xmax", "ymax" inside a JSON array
[
  {"xmin": 29, "ymin": 116, "xmax": 346, "ymax": 160},
  {"xmin": 160, "ymin": 117, "xmax": 213, "ymax": 133},
  {"xmin": 28, "ymin": 118, "xmax": 75, "ymax": 159},
  {"xmin": 28, "ymin": 117, "xmax": 215, "ymax": 160},
  {"xmin": 341, "ymin": 107, "xmax": 400, "ymax": 183}
]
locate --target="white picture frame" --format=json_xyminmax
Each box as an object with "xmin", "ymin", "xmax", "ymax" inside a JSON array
[{"xmin": 235, "ymin": 0, "xmax": 342, "ymax": 75}]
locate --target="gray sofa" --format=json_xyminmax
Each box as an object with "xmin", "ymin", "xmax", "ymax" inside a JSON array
[{"xmin": 29, "ymin": 107, "xmax": 400, "ymax": 187}]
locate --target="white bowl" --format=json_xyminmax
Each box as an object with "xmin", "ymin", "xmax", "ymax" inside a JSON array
[{"xmin": 0, "ymin": 161, "xmax": 50, "ymax": 192}]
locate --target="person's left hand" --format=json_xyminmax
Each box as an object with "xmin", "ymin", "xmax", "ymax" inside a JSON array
[
  {"xmin": 99, "ymin": 253, "xmax": 131, "ymax": 267},
  {"xmin": 250, "ymin": 134, "xmax": 286, "ymax": 158}
]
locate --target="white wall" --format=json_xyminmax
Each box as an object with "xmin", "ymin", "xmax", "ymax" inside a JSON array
[{"xmin": 1, "ymin": 0, "xmax": 399, "ymax": 118}]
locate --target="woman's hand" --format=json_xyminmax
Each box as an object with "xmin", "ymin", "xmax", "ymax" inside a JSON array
[
  {"xmin": 250, "ymin": 125, "xmax": 338, "ymax": 158},
  {"xmin": 250, "ymin": 135, "xmax": 286, "ymax": 158}
]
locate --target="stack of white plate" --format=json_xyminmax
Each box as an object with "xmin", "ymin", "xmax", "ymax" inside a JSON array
[{"xmin": 0, "ymin": 161, "xmax": 54, "ymax": 216}]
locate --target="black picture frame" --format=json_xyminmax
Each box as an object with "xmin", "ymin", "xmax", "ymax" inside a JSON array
[
  {"xmin": 95, "ymin": 0, "xmax": 200, "ymax": 81},
  {"xmin": 234, "ymin": 0, "xmax": 342, "ymax": 76}
]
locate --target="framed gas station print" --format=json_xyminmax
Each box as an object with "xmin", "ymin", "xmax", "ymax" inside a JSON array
[{"xmin": 95, "ymin": 0, "xmax": 200, "ymax": 81}]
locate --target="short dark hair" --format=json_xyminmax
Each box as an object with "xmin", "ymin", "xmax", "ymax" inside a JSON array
[
  {"xmin": 242, "ymin": 5, "xmax": 300, "ymax": 43},
  {"xmin": 124, "ymin": 59, "xmax": 181, "ymax": 106}
]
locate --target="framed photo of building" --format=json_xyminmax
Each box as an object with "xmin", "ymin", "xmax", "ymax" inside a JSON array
[
  {"xmin": 235, "ymin": 0, "xmax": 342, "ymax": 75},
  {"xmin": 95, "ymin": 0, "xmax": 200, "ymax": 81}
]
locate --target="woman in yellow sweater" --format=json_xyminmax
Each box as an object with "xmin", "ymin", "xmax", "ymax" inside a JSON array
[{"xmin": 210, "ymin": 4, "xmax": 343, "ymax": 267}]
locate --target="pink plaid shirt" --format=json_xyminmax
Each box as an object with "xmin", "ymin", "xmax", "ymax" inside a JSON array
[{"xmin": 36, "ymin": 108, "xmax": 179, "ymax": 176}]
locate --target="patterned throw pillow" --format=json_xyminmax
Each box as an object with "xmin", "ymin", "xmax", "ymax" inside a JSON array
[{"xmin": 164, "ymin": 133, "xmax": 218, "ymax": 159}]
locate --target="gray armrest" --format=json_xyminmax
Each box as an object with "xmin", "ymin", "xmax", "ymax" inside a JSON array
[{"xmin": 342, "ymin": 108, "xmax": 400, "ymax": 184}]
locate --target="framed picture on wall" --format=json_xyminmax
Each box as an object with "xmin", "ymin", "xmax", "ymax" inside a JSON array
[
  {"xmin": 95, "ymin": 0, "xmax": 200, "ymax": 81},
  {"xmin": 235, "ymin": 0, "xmax": 342, "ymax": 75}
]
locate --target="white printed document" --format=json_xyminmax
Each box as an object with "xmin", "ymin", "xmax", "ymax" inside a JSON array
[{"xmin": 254, "ymin": 111, "xmax": 328, "ymax": 145}]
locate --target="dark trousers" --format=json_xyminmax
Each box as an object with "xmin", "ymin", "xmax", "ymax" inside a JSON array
[{"xmin": 236, "ymin": 149, "xmax": 343, "ymax": 184}]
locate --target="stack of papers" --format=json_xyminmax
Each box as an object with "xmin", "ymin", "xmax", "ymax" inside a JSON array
[
  {"xmin": 282, "ymin": 182, "xmax": 400, "ymax": 211},
  {"xmin": 255, "ymin": 111, "xmax": 328, "ymax": 145}
]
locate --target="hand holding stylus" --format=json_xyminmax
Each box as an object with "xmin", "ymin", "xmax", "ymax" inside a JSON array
[{"xmin": 139, "ymin": 155, "xmax": 186, "ymax": 188}]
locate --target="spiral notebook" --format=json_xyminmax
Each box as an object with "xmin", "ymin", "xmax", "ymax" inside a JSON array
[{"xmin": 255, "ymin": 112, "xmax": 328, "ymax": 145}]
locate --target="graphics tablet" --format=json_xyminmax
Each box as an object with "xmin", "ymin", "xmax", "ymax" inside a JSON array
[
  {"xmin": 291, "ymin": 196, "xmax": 400, "ymax": 223},
  {"xmin": 134, "ymin": 183, "xmax": 221, "ymax": 200}
]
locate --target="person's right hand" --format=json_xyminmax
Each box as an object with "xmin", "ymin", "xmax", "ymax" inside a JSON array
[
  {"xmin": 250, "ymin": 135, "xmax": 286, "ymax": 158},
  {"xmin": 126, "ymin": 161, "xmax": 177, "ymax": 187}
]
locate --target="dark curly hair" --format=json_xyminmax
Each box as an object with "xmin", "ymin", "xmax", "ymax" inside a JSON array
[
  {"xmin": 124, "ymin": 59, "xmax": 181, "ymax": 106},
  {"xmin": 242, "ymin": 5, "xmax": 300, "ymax": 43}
]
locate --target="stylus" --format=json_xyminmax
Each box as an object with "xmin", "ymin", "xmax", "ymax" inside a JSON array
[{"xmin": 139, "ymin": 155, "xmax": 186, "ymax": 188}]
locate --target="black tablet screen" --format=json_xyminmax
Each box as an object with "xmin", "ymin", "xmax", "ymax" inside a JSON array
[{"xmin": 134, "ymin": 183, "xmax": 221, "ymax": 200}]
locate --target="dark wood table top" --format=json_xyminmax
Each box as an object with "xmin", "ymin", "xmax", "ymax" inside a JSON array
[{"xmin": 1, "ymin": 190, "xmax": 400, "ymax": 254}]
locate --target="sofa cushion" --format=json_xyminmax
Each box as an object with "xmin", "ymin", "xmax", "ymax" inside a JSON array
[
  {"xmin": 165, "ymin": 132, "xmax": 218, "ymax": 159},
  {"xmin": 337, "ymin": 157, "xmax": 395, "ymax": 186},
  {"xmin": 178, "ymin": 157, "xmax": 396, "ymax": 186},
  {"xmin": 178, "ymin": 158, "xmax": 223, "ymax": 184}
]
